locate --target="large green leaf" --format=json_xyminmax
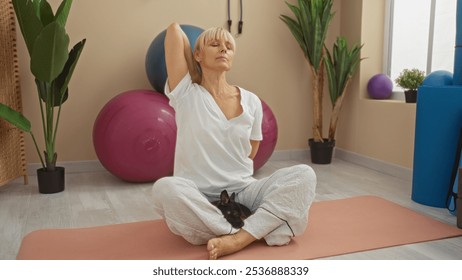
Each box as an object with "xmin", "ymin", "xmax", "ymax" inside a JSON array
[
  {"xmin": 30, "ymin": 21, "xmax": 70, "ymax": 82},
  {"xmin": 324, "ymin": 50, "xmax": 336, "ymax": 102},
  {"xmin": 280, "ymin": 15, "xmax": 307, "ymax": 57},
  {"xmin": 0, "ymin": 103, "xmax": 31, "ymax": 132},
  {"xmin": 12, "ymin": 0, "xmax": 43, "ymax": 55},
  {"xmin": 43, "ymin": 39, "xmax": 86, "ymax": 107},
  {"xmin": 286, "ymin": 1, "xmax": 302, "ymax": 22},
  {"xmin": 52, "ymin": 39, "xmax": 86, "ymax": 106},
  {"xmin": 299, "ymin": 0, "xmax": 314, "ymax": 64},
  {"xmin": 32, "ymin": 0, "xmax": 40, "ymax": 13},
  {"xmin": 37, "ymin": 0, "xmax": 55, "ymax": 26},
  {"xmin": 55, "ymin": 0, "xmax": 73, "ymax": 27}
]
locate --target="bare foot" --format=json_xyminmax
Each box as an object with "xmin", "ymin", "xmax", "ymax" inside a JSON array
[{"xmin": 207, "ymin": 229, "xmax": 257, "ymax": 260}]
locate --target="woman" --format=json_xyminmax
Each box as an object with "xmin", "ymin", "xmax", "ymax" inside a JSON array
[{"xmin": 152, "ymin": 23, "xmax": 317, "ymax": 260}]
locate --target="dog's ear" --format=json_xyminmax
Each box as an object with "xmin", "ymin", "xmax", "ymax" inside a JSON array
[
  {"xmin": 230, "ymin": 192, "xmax": 236, "ymax": 202},
  {"xmin": 220, "ymin": 190, "xmax": 230, "ymax": 204}
]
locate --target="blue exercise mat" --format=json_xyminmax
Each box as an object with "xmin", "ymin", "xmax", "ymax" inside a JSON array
[{"xmin": 412, "ymin": 86, "xmax": 462, "ymax": 207}]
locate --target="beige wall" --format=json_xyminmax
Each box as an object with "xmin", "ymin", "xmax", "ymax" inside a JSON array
[
  {"xmin": 17, "ymin": 0, "xmax": 415, "ymax": 169},
  {"xmin": 335, "ymin": 0, "xmax": 416, "ymax": 168}
]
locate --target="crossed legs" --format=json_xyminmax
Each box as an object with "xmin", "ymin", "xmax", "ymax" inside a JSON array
[{"xmin": 152, "ymin": 164, "xmax": 317, "ymax": 259}]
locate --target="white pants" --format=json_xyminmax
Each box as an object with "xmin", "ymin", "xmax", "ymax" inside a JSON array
[{"xmin": 151, "ymin": 164, "xmax": 316, "ymax": 246}]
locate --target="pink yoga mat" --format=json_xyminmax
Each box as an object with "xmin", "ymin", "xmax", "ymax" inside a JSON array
[{"xmin": 16, "ymin": 196, "xmax": 462, "ymax": 260}]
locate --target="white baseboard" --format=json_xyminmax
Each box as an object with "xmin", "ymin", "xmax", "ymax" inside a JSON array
[
  {"xmin": 25, "ymin": 149, "xmax": 412, "ymax": 181},
  {"xmin": 269, "ymin": 148, "xmax": 412, "ymax": 181},
  {"xmin": 334, "ymin": 148, "xmax": 413, "ymax": 181}
]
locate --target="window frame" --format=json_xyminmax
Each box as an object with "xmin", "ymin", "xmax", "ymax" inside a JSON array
[{"xmin": 383, "ymin": 0, "xmax": 453, "ymax": 100}]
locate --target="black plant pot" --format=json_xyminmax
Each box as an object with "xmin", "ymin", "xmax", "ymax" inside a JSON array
[
  {"xmin": 404, "ymin": 90, "xmax": 417, "ymax": 103},
  {"xmin": 37, "ymin": 167, "xmax": 65, "ymax": 194},
  {"xmin": 309, "ymin": 139, "xmax": 335, "ymax": 164}
]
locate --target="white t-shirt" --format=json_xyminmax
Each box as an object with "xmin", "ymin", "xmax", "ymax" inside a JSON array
[{"xmin": 165, "ymin": 73, "xmax": 263, "ymax": 195}]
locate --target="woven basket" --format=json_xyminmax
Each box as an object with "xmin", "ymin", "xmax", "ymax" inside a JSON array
[{"xmin": 0, "ymin": 0, "xmax": 28, "ymax": 187}]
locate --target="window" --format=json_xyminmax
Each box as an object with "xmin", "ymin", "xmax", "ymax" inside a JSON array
[{"xmin": 384, "ymin": 0, "xmax": 456, "ymax": 95}]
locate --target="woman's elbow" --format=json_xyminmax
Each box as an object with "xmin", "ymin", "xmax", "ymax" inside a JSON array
[
  {"xmin": 167, "ymin": 22, "xmax": 180, "ymax": 31},
  {"xmin": 249, "ymin": 140, "xmax": 261, "ymax": 159}
]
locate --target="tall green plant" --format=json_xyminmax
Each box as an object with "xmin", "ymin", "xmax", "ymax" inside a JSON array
[
  {"xmin": 0, "ymin": 0, "xmax": 85, "ymax": 171},
  {"xmin": 324, "ymin": 37, "xmax": 363, "ymax": 141},
  {"xmin": 280, "ymin": 0, "xmax": 334, "ymax": 142}
]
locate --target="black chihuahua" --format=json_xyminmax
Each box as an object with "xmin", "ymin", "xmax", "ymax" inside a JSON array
[{"xmin": 212, "ymin": 190, "xmax": 252, "ymax": 229}]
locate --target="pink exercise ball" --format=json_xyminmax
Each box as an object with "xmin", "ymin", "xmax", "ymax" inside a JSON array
[
  {"xmin": 93, "ymin": 90, "xmax": 177, "ymax": 182},
  {"xmin": 253, "ymin": 100, "xmax": 278, "ymax": 171}
]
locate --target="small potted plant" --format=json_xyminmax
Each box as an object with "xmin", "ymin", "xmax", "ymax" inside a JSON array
[
  {"xmin": 395, "ymin": 68, "xmax": 425, "ymax": 103},
  {"xmin": 0, "ymin": 0, "xmax": 86, "ymax": 193}
]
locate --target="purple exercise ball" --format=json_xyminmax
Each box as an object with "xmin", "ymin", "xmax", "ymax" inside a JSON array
[
  {"xmin": 93, "ymin": 90, "xmax": 177, "ymax": 182},
  {"xmin": 253, "ymin": 100, "xmax": 278, "ymax": 171},
  {"xmin": 367, "ymin": 74, "xmax": 393, "ymax": 99}
]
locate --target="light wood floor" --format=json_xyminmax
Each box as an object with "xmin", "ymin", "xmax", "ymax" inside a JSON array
[{"xmin": 1, "ymin": 158, "xmax": 461, "ymax": 260}]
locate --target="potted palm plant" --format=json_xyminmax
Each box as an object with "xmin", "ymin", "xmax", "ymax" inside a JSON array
[
  {"xmin": 320, "ymin": 37, "xmax": 363, "ymax": 163},
  {"xmin": 395, "ymin": 68, "xmax": 425, "ymax": 103},
  {"xmin": 0, "ymin": 0, "xmax": 85, "ymax": 193},
  {"xmin": 280, "ymin": 0, "xmax": 335, "ymax": 163}
]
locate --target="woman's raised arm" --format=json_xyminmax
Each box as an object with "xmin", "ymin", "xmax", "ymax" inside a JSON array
[{"xmin": 164, "ymin": 23, "xmax": 200, "ymax": 91}]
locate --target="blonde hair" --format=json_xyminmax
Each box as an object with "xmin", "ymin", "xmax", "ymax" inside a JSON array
[
  {"xmin": 194, "ymin": 27, "xmax": 236, "ymax": 54},
  {"xmin": 192, "ymin": 27, "xmax": 236, "ymax": 82}
]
